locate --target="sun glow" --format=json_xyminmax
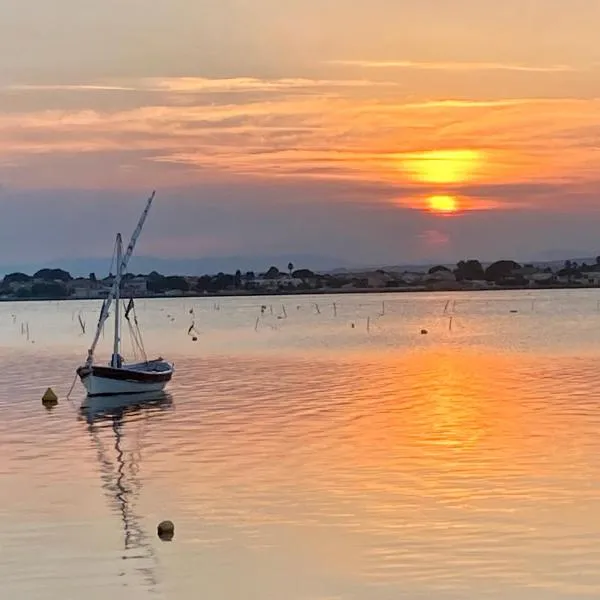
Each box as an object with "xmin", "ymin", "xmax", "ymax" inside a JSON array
[
  {"xmin": 427, "ymin": 195, "xmax": 458, "ymax": 214},
  {"xmin": 401, "ymin": 149, "xmax": 483, "ymax": 184}
]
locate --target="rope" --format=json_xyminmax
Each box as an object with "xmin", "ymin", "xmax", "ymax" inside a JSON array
[{"xmin": 66, "ymin": 372, "xmax": 78, "ymax": 400}]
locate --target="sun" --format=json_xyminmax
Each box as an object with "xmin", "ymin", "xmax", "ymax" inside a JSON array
[{"xmin": 427, "ymin": 195, "xmax": 459, "ymax": 214}]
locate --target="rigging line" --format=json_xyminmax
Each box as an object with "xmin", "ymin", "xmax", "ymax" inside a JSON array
[
  {"xmin": 133, "ymin": 314, "xmax": 147, "ymax": 362},
  {"xmin": 64, "ymin": 373, "xmax": 80, "ymax": 411}
]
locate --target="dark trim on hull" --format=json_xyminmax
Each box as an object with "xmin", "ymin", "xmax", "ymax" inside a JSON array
[
  {"xmin": 86, "ymin": 390, "xmax": 160, "ymax": 398},
  {"xmin": 77, "ymin": 365, "xmax": 172, "ymax": 384}
]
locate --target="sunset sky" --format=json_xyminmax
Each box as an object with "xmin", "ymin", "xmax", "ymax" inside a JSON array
[{"xmin": 1, "ymin": 0, "xmax": 599, "ymax": 270}]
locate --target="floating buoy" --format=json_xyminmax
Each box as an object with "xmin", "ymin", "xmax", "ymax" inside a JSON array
[
  {"xmin": 420, "ymin": 329, "xmax": 428, "ymax": 335},
  {"xmin": 42, "ymin": 387, "xmax": 58, "ymax": 406},
  {"xmin": 157, "ymin": 520, "xmax": 174, "ymax": 541}
]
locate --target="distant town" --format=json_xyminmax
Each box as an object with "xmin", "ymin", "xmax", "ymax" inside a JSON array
[{"xmin": 2, "ymin": 258, "xmax": 600, "ymax": 301}]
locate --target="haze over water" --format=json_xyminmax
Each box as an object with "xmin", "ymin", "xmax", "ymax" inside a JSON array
[{"xmin": 3, "ymin": 289, "xmax": 600, "ymax": 599}]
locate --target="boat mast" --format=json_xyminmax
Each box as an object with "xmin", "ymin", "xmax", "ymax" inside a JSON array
[
  {"xmin": 111, "ymin": 234, "xmax": 123, "ymax": 368},
  {"xmin": 84, "ymin": 191, "xmax": 156, "ymax": 368}
]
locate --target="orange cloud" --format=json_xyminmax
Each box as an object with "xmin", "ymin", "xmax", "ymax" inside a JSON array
[
  {"xmin": 327, "ymin": 59, "xmax": 581, "ymax": 73},
  {"xmin": 0, "ymin": 77, "xmax": 598, "ymax": 207}
]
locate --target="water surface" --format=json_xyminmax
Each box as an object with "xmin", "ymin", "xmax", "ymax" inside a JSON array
[{"xmin": 2, "ymin": 289, "xmax": 600, "ymax": 599}]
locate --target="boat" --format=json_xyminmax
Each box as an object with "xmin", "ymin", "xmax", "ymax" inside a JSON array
[{"xmin": 76, "ymin": 191, "xmax": 174, "ymax": 397}]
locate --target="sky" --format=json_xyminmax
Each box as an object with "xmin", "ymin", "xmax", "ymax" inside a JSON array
[{"xmin": 0, "ymin": 0, "xmax": 599, "ymax": 271}]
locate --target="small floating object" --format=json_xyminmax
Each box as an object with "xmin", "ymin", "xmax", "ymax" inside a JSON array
[
  {"xmin": 42, "ymin": 387, "xmax": 58, "ymax": 406},
  {"xmin": 157, "ymin": 520, "xmax": 175, "ymax": 541},
  {"xmin": 510, "ymin": 310, "xmax": 518, "ymax": 313},
  {"xmin": 192, "ymin": 336, "xmax": 198, "ymax": 342},
  {"xmin": 420, "ymin": 329, "xmax": 428, "ymax": 335},
  {"xmin": 351, "ymin": 322, "xmax": 355, "ymax": 328}
]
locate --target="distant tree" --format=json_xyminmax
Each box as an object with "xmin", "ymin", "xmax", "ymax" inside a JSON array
[
  {"xmin": 287, "ymin": 262, "xmax": 294, "ymax": 277},
  {"xmin": 33, "ymin": 268, "xmax": 72, "ymax": 282},
  {"xmin": 3, "ymin": 272, "xmax": 31, "ymax": 284},
  {"xmin": 454, "ymin": 260, "xmax": 485, "ymax": 281},
  {"xmin": 147, "ymin": 271, "xmax": 164, "ymax": 282},
  {"xmin": 195, "ymin": 275, "xmax": 212, "ymax": 292},
  {"xmin": 428, "ymin": 265, "xmax": 451, "ymax": 275},
  {"xmin": 89, "ymin": 272, "xmax": 97, "ymax": 282},
  {"xmin": 265, "ymin": 266, "xmax": 280, "ymax": 278},
  {"xmin": 234, "ymin": 270, "xmax": 242, "ymax": 289},
  {"xmin": 163, "ymin": 276, "xmax": 189, "ymax": 292},
  {"xmin": 596, "ymin": 256, "xmax": 600, "ymax": 266},
  {"xmin": 293, "ymin": 268, "xmax": 315, "ymax": 279},
  {"xmin": 31, "ymin": 281, "xmax": 69, "ymax": 298},
  {"xmin": 484, "ymin": 260, "xmax": 522, "ymax": 282},
  {"xmin": 245, "ymin": 271, "xmax": 255, "ymax": 281},
  {"xmin": 212, "ymin": 272, "xmax": 235, "ymax": 291}
]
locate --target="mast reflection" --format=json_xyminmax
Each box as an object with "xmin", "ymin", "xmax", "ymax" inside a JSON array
[{"xmin": 81, "ymin": 391, "xmax": 173, "ymax": 592}]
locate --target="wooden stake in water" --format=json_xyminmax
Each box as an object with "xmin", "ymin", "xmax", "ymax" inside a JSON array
[
  {"xmin": 443, "ymin": 300, "xmax": 450, "ymax": 314},
  {"xmin": 314, "ymin": 303, "xmax": 321, "ymax": 315},
  {"xmin": 254, "ymin": 316, "xmax": 260, "ymax": 331},
  {"xmin": 333, "ymin": 302, "xmax": 337, "ymax": 317},
  {"xmin": 281, "ymin": 304, "xmax": 287, "ymax": 318},
  {"xmin": 449, "ymin": 316, "xmax": 453, "ymax": 331},
  {"xmin": 367, "ymin": 316, "xmax": 370, "ymax": 332}
]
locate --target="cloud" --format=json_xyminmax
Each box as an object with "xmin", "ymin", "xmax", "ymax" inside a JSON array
[
  {"xmin": 5, "ymin": 76, "xmax": 397, "ymax": 95},
  {"xmin": 0, "ymin": 76, "xmax": 598, "ymax": 221},
  {"xmin": 327, "ymin": 60, "xmax": 582, "ymax": 73}
]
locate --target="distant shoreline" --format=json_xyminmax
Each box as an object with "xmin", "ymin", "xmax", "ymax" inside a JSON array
[{"xmin": 2, "ymin": 282, "xmax": 599, "ymax": 303}]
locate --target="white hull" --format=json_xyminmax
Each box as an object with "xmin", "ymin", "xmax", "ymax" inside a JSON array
[
  {"xmin": 77, "ymin": 359, "xmax": 173, "ymax": 397},
  {"xmin": 81, "ymin": 374, "xmax": 168, "ymax": 397}
]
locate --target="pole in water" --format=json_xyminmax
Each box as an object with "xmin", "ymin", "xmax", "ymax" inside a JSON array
[
  {"xmin": 443, "ymin": 300, "xmax": 450, "ymax": 314},
  {"xmin": 381, "ymin": 301, "xmax": 385, "ymax": 316},
  {"xmin": 315, "ymin": 303, "xmax": 321, "ymax": 314},
  {"xmin": 282, "ymin": 304, "xmax": 287, "ymax": 318},
  {"xmin": 333, "ymin": 302, "xmax": 337, "ymax": 317},
  {"xmin": 254, "ymin": 316, "xmax": 260, "ymax": 331},
  {"xmin": 367, "ymin": 316, "xmax": 370, "ymax": 332},
  {"xmin": 449, "ymin": 316, "xmax": 453, "ymax": 331}
]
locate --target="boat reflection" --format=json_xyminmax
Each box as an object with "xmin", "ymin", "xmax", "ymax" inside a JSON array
[{"xmin": 81, "ymin": 391, "xmax": 173, "ymax": 591}]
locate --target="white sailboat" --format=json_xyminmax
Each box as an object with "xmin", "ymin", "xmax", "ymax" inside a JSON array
[{"xmin": 76, "ymin": 191, "xmax": 174, "ymax": 397}]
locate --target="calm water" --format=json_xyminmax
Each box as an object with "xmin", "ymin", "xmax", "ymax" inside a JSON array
[{"xmin": 2, "ymin": 289, "xmax": 600, "ymax": 599}]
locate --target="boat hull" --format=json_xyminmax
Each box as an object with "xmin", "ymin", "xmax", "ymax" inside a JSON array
[{"xmin": 77, "ymin": 361, "xmax": 173, "ymax": 397}]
